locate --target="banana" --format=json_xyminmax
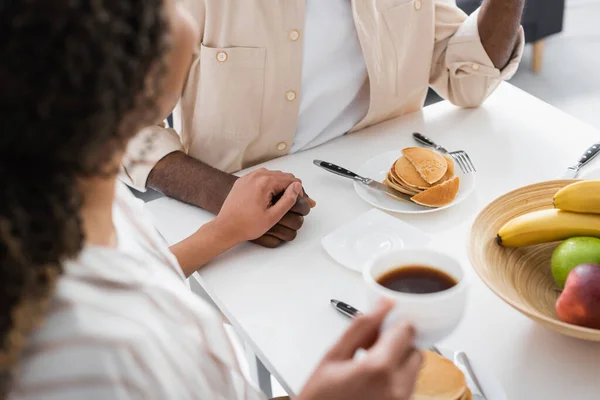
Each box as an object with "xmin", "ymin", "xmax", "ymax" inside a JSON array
[
  {"xmin": 497, "ymin": 209, "xmax": 600, "ymax": 247},
  {"xmin": 554, "ymin": 180, "xmax": 600, "ymax": 214}
]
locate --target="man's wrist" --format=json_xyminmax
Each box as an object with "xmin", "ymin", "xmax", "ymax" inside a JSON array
[
  {"xmin": 207, "ymin": 174, "xmax": 238, "ymax": 214},
  {"xmin": 147, "ymin": 151, "xmax": 183, "ymax": 187},
  {"xmin": 147, "ymin": 151, "xmax": 238, "ymax": 214}
]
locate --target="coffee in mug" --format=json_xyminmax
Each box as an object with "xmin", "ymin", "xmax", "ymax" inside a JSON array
[
  {"xmin": 364, "ymin": 248, "xmax": 469, "ymax": 348},
  {"xmin": 376, "ymin": 265, "xmax": 458, "ymax": 294}
]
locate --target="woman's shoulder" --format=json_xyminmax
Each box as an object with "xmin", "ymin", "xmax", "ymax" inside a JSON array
[{"xmin": 13, "ymin": 265, "xmax": 229, "ymax": 399}]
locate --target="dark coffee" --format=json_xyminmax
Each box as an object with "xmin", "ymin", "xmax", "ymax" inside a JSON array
[{"xmin": 377, "ymin": 265, "xmax": 457, "ymax": 294}]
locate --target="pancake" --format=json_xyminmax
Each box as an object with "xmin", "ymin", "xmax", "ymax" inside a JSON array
[
  {"xmin": 412, "ymin": 351, "xmax": 467, "ymax": 400},
  {"xmin": 388, "ymin": 172, "xmax": 423, "ymax": 195},
  {"xmin": 438, "ymin": 155, "xmax": 455, "ymax": 183},
  {"xmin": 393, "ymin": 156, "xmax": 431, "ymax": 190},
  {"xmin": 402, "ymin": 147, "xmax": 448, "ymax": 184},
  {"xmin": 459, "ymin": 388, "xmax": 473, "ymax": 400},
  {"xmin": 384, "ymin": 176, "xmax": 421, "ymax": 196},
  {"xmin": 389, "ymin": 168, "xmax": 423, "ymax": 193},
  {"xmin": 388, "ymin": 172, "xmax": 422, "ymax": 192},
  {"xmin": 411, "ymin": 176, "xmax": 460, "ymax": 208}
]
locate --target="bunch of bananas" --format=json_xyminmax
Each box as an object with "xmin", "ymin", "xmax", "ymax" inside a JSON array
[{"xmin": 498, "ymin": 181, "xmax": 600, "ymax": 247}]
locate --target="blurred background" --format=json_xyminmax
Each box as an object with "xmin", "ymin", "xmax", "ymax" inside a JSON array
[
  {"xmin": 428, "ymin": 0, "xmax": 600, "ymax": 130},
  {"xmin": 510, "ymin": 0, "xmax": 600, "ymax": 130}
]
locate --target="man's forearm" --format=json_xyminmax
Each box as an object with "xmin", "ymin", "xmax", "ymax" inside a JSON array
[
  {"xmin": 147, "ymin": 151, "xmax": 236, "ymax": 214},
  {"xmin": 478, "ymin": 0, "xmax": 525, "ymax": 69}
]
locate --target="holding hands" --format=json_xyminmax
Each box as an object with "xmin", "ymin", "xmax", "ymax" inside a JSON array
[{"xmin": 215, "ymin": 169, "xmax": 315, "ymax": 246}]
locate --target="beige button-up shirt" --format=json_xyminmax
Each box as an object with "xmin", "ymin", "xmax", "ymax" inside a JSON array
[{"xmin": 122, "ymin": 0, "xmax": 524, "ymax": 191}]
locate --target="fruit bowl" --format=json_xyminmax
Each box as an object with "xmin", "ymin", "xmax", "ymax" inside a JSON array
[{"xmin": 468, "ymin": 180, "xmax": 600, "ymax": 341}]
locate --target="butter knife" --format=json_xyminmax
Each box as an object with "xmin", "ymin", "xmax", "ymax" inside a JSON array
[
  {"xmin": 455, "ymin": 351, "xmax": 487, "ymax": 400},
  {"xmin": 562, "ymin": 142, "xmax": 600, "ymax": 179},
  {"xmin": 313, "ymin": 160, "xmax": 412, "ymax": 203}
]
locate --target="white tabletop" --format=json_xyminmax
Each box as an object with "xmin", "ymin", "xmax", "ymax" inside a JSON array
[{"xmin": 145, "ymin": 83, "xmax": 600, "ymax": 400}]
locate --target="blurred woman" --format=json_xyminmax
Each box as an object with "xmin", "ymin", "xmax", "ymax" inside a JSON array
[{"xmin": 0, "ymin": 1, "xmax": 421, "ymax": 399}]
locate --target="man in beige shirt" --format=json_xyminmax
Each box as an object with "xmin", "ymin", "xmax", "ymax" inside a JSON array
[{"xmin": 123, "ymin": 0, "xmax": 524, "ymax": 248}]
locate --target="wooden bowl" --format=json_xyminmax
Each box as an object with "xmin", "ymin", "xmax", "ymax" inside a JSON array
[{"xmin": 468, "ymin": 180, "xmax": 600, "ymax": 341}]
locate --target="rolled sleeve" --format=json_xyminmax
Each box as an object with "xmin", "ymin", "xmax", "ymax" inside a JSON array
[
  {"xmin": 431, "ymin": 7, "xmax": 524, "ymax": 108},
  {"xmin": 120, "ymin": 123, "xmax": 184, "ymax": 192}
]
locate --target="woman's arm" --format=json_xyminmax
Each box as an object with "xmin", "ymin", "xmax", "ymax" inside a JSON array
[
  {"xmin": 170, "ymin": 218, "xmax": 240, "ymax": 277},
  {"xmin": 170, "ymin": 169, "xmax": 305, "ymax": 277}
]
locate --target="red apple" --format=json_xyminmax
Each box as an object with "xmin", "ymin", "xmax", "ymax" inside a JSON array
[{"xmin": 556, "ymin": 264, "xmax": 600, "ymax": 329}]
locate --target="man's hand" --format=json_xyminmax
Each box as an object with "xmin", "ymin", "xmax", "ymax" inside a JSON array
[
  {"xmin": 252, "ymin": 188, "xmax": 313, "ymax": 248},
  {"xmin": 298, "ymin": 300, "xmax": 423, "ymax": 400},
  {"xmin": 148, "ymin": 152, "xmax": 314, "ymax": 248},
  {"xmin": 170, "ymin": 169, "xmax": 310, "ymax": 276},
  {"xmin": 214, "ymin": 169, "xmax": 309, "ymax": 244},
  {"xmin": 478, "ymin": 0, "xmax": 525, "ymax": 68}
]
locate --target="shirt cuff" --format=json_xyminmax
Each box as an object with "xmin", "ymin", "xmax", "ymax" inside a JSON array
[
  {"xmin": 120, "ymin": 124, "xmax": 184, "ymax": 192},
  {"xmin": 445, "ymin": 8, "xmax": 525, "ymax": 81}
]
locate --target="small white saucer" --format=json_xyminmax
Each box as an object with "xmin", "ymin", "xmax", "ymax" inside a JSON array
[{"xmin": 321, "ymin": 209, "xmax": 431, "ymax": 273}]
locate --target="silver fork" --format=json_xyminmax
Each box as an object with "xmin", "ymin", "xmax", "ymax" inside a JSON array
[
  {"xmin": 430, "ymin": 346, "xmax": 487, "ymax": 400},
  {"xmin": 413, "ymin": 132, "xmax": 476, "ymax": 174}
]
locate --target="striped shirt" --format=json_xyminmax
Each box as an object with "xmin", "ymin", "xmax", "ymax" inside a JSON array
[{"xmin": 10, "ymin": 183, "xmax": 264, "ymax": 400}]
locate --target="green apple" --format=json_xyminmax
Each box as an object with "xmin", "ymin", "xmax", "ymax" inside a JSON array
[{"xmin": 551, "ymin": 237, "xmax": 600, "ymax": 289}]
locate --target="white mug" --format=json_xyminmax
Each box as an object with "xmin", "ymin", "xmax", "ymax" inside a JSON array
[{"xmin": 363, "ymin": 248, "xmax": 469, "ymax": 348}]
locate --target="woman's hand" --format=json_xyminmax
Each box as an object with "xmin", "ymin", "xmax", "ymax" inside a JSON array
[
  {"xmin": 298, "ymin": 300, "xmax": 423, "ymax": 400},
  {"xmin": 170, "ymin": 169, "xmax": 309, "ymax": 276},
  {"xmin": 213, "ymin": 169, "xmax": 305, "ymax": 244}
]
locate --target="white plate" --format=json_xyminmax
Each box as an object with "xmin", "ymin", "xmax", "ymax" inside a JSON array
[
  {"xmin": 353, "ymin": 150, "xmax": 476, "ymax": 214},
  {"xmin": 438, "ymin": 347, "xmax": 507, "ymax": 400},
  {"xmin": 321, "ymin": 209, "xmax": 431, "ymax": 272}
]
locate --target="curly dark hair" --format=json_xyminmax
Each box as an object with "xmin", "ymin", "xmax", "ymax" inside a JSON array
[{"xmin": 0, "ymin": 0, "xmax": 168, "ymax": 395}]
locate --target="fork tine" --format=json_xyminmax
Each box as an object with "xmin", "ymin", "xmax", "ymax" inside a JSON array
[
  {"xmin": 452, "ymin": 151, "xmax": 473, "ymax": 174},
  {"xmin": 451, "ymin": 153, "xmax": 468, "ymax": 174},
  {"xmin": 462, "ymin": 152, "xmax": 476, "ymax": 172},
  {"xmin": 458, "ymin": 152, "xmax": 473, "ymax": 173},
  {"xmin": 457, "ymin": 151, "xmax": 476, "ymax": 173}
]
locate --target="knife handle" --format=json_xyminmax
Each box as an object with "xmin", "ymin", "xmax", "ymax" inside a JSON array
[
  {"xmin": 313, "ymin": 160, "xmax": 365, "ymax": 182},
  {"xmin": 413, "ymin": 132, "xmax": 448, "ymax": 153},
  {"xmin": 577, "ymin": 142, "xmax": 600, "ymax": 168}
]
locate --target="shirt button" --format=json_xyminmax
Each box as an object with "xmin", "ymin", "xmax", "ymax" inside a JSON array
[
  {"xmin": 472, "ymin": 63, "xmax": 480, "ymax": 70},
  {"xmin": 286, "ymin": 90, "xmax": 296, "ymax": 101},
  {"xmin": 277, "ymin": 142, "xmax": 288, "ymax": 151},
  {"xmin": 414, "ymin": 0, "xmax": 422, "ymax": 10},
  {"xmin": 289, "ymin": 30, "xmax": 300, "ymax": 41},
  {"xmin": 216, "ymin": 51, "xmax": 228, "ymax": 63}
]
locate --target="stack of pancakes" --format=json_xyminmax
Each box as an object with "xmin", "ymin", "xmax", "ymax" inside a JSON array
[
  {"xmin": 383, "ymin": 147, "xmax": 460, "ymax": 208},
  {"xmin": 413, "ymin": 351, "xmax": 471, "ymax": 400}
]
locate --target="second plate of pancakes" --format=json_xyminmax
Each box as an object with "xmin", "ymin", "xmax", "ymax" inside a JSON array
[
  {"xmin": 415, "ymin": 349, "xmax": 507, "ymax": 400},
  {"xmin": 354, "ymin": 150, "xmax": 476, "ymax": 214}
]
